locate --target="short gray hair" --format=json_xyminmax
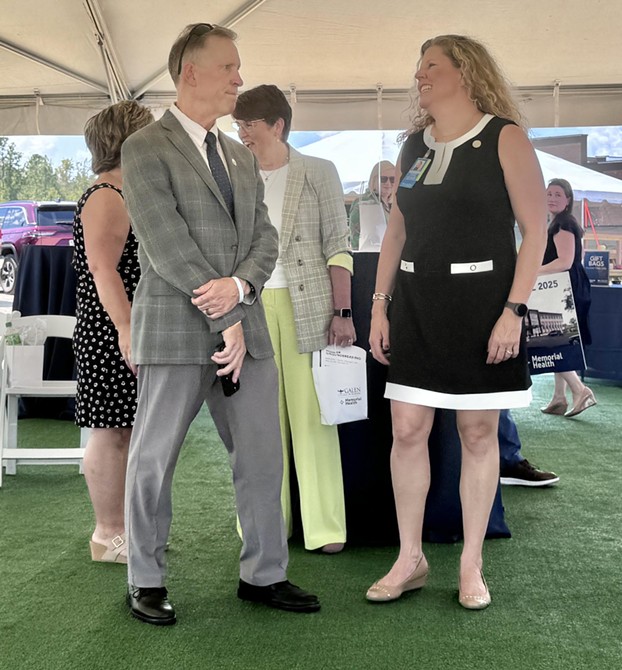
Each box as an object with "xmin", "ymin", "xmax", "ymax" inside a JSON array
[{"xmin": 168, "ymin": 23, "xmax": 237, "ymax": 85}]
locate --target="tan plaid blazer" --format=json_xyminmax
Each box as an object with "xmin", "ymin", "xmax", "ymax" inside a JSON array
[
  {"xmin": 280, "ymin": 148, "xmax": 351, "ymax": 353},
  {"xmin": 121, "ymin": 111, "xmax": 278, "ymax": 364}
]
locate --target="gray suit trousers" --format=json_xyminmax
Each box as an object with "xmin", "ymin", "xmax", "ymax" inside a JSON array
[{"xmin": 125, "ymin": 356, "xmax": 289, "ymax": 587}]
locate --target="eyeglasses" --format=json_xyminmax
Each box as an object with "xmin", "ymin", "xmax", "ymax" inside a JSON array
[
  {"xmin": 231, "ymin": 119, "xmax": 265, "ymax": 132},
  {"xmin": 177, "ymin": 23, "xmax": 214, "ymax": 76},
  {"xmin": 380, "ymin": 176, "xmax": 395, "ymax": 184}
]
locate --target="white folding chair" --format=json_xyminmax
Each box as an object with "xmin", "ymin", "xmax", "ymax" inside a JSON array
[{"xmin": 0, "ymin": 312, "xmax": 88, "ymax": 486}]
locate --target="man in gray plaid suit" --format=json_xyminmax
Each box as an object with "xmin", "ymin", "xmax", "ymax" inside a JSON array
[{"xmin": 121, "ymin": 23, "xmax": 320, "ymax": 625}]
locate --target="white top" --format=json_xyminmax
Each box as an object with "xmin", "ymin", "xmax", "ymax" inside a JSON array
[{"xmin": 261, "ymin": 164, "xmax": 290, "ymax": 289}]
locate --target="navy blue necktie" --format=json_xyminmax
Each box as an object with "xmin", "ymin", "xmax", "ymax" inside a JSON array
[{"xmin": 205, "ymin": 132, "xmax": 234, "ymax": 216}]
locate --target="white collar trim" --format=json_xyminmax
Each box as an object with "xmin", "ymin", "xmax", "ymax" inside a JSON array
[{"xmin": 423, "ymin": 113, "xmax": 494, "ymax": 150}]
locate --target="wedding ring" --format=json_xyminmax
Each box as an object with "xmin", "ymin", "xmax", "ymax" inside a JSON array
[{"xmin": 505, "ymin": 349, "xmax": 511, "ymax": 354}]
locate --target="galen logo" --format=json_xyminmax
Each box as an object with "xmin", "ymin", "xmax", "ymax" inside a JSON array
[{"xmin": 338, "ymin": 387, "xmax": 361, "ymax": 396}]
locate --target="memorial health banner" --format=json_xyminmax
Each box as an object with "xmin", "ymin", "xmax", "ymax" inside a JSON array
[{"xmin": 525, "ymin": 271, "xmax": 586, "ymax": 375}]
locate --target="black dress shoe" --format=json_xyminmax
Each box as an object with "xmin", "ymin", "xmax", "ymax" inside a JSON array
[
  {"xmin": 237, "ymin": 580, "xmax": 321, "ymax": 613},
  {"xmin": 127, "ymin": 586, "xmax": 177, "ymax": 626}
]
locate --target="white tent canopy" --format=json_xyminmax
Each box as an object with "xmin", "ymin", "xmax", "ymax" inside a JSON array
[
  {"xmin": 297, "ymin": 131, "xmax": 622, "ymax": 203},
  {"xmin": 2, "ymin": 0, "xmax": 622, "ymax": 135},
  {"xmin": 295, "ymin": 131, "xmax": 401, "ymax": 187},
  {"xmin": 536, "ymin": 151, "xmax": 622, "ymax": 204}
]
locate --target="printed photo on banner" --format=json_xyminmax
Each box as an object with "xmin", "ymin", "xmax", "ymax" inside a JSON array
[{"xmin": 525, "ymin": 271, "xmax": 586, "ymax": 375}]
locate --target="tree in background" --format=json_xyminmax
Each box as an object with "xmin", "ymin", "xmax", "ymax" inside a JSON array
[
  {"xmin": 56, "ymin": 158, "xmax": 93, "ymax": 201},
  {"xmin": 0, "ymin": 137, "xmax": 24, "ymax": 200},
  {"xmin": 20, "ymin": 154, "xmax": 61, "ymax": 200},
  {"xmin": 0, "ymin": 137, "xmax": 94, "ymax": 202}
]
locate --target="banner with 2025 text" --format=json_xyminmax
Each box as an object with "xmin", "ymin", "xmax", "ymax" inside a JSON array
[{"xmin": 525, "ymin": 271, "xmax": 586, "ymax": 375}]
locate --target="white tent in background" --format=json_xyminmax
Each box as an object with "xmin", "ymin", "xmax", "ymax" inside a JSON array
[
  {"xmin": 296, "ymin": 131, "xmax": 401, "ymax": 192},
  {"xmin": 535, "ymin": 150, "xmax": 622, "ymax": 204},
  {"xmin": 298, "ymin": 131, "xmax": 622, "ymax": 204}
]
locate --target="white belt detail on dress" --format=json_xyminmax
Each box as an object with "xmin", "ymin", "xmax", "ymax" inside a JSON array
[
  {"xmin": 450, "ymin": 260, "xmax": 493, "ymax": 274},
  {"xmin": 399, "ymin": 259, "xmax": 494, "ymax": 274}
]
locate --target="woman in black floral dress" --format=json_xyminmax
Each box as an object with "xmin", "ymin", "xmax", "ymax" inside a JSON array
[{"xmin": 72, "ymin": 101, "xmax": 153, "ymax": 563}]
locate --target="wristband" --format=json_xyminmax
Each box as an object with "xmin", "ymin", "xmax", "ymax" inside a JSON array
[
  {"xmin": 372, "ymin": 292, "xmax": 392, "ymax": 302},
  {"xmin": 232, "ymin": 276, "xmax": 245, "ymax": 304}
]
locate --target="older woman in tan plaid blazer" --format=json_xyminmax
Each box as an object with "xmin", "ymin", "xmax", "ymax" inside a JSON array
[{"xmin": 233, "ymin": 85, "xmax": 354, "ymax": 553}]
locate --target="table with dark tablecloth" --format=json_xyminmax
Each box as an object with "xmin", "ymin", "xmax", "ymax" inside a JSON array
[
  {"xmin": 12, "ymin": 244, "xmax": 77, "ymax": 419},
  {"xmin": 585, "ymin": 285, "xmax": 622, "ymax": 381},
  {"xmin": 338, "ymin": 252, "xmax": 510, "ymax": 545}
]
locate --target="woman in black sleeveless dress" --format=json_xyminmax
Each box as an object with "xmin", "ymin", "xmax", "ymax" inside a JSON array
[
  {"xmin": 367, "ymin": 35, "xmax": 547, "ymax": 609},
  {"xmin": 539, "ymin": 178, "xmax": 596, "ymax": 417},
  {"xmin": 73, "ymin": 101, "xmax": 153, "ymax": 563}
]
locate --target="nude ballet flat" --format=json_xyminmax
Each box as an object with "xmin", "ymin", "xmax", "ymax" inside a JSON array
[
  {"xmin": 89, "ymin": 533, "xmax": 127, "ymax": 564},
  {"xmin": 540, "ymin": 400, "xmax": 568, "ymax": 415},
  {"xmin": 458, "ymin": 571, "xmax": 491, "ymax": 610},
  {"xmin": 320, "ymin": 543, "xmax": 345, "ymax": 554},
  {"xmin": 366, "ymin": 556, "xmax": 428, "ymax": 602},
  {"xmin": 565, "ymin": 388, "xmax": 597, "ymax": 418}
]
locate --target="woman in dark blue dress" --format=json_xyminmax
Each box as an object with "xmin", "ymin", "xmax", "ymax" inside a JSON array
[{"xmin": 540, "ymin": 178, "xmax": 596, "ymax": 417}]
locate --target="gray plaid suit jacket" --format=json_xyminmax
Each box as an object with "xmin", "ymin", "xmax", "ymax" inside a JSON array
[
  {"xmin": 279, "ymin": 147, "xmax": 351, "ymax": 353},
  {"xmin": 121, "ymin": 110, "xmax": 278, "ymax": 364}
]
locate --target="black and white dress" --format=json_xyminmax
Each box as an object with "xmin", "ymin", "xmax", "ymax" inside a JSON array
[
  {"xmin": 386, "ymin": 115, "xmax": 531, "ymax": 409},
  {"xmin": 72, "ymin": 183, "xmax": 139, "ymax": 428}
]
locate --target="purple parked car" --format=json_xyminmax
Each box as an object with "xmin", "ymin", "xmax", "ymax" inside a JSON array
[{"xmin": 0, "ymin": 200, "xmax": 76, "ymax": 294}]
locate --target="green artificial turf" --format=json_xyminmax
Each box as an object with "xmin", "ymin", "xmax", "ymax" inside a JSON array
[{"xmin": 0, "ymin": 376, "xmax": 620, "ymax": 670}]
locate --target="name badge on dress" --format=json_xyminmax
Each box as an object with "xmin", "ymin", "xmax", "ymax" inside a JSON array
[{"xmin": 399, "ymin": 150, "xmax": 432, "ymax": 189}]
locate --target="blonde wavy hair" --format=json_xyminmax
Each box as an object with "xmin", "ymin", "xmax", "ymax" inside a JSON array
[{"xmin": 407, "ymin": 35, "xmax": 524, "ymax": 133}]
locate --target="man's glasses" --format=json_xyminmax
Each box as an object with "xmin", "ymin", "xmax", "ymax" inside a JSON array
[
  {"xmin": 231, "ymin": 119, "xmax": 265, "ymax": 132},
  {"xmin": 177, "ymin": 23, "xmax": 214, "ymax": 76},
  {"xmin": 380, "ymin": 176, "xmax": 395, "ymax": 184}
]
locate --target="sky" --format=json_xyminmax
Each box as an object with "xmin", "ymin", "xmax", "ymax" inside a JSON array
[
  {"xmin": 6, "ymin": 125, "xmax": 622, "ymax": 168},
  {"xmin": 529, "ymin": 126, "xmax": 622, "ymax": 158},
  {"xmin": 7, "ymin": 131, "xmax": 323, "ymax": 167},
  {"xmin": 10, "ymin": 135, "xmax": 91, "ymax": 167}
]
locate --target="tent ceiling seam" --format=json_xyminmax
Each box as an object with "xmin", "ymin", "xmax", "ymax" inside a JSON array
[{"xmin": 0, "ymin": 38, "xmax": 108, "ymax": 94}]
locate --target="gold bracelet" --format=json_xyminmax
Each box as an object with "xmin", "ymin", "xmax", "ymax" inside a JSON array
[{"xmin": 372, "ymin": 292, "xmax": 392, "ymax": 301}]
